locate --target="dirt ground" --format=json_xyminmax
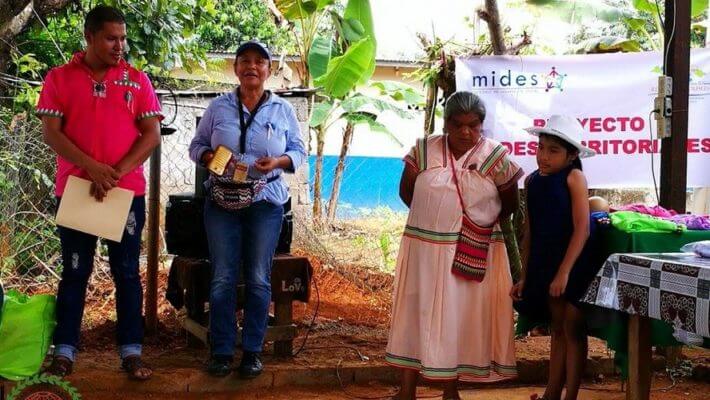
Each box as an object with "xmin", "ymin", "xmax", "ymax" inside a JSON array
[
  {"xmin": 80, "ymin": 376, "xmax": 710, "ymax": 400},
  {"xmin": 30, "ymin": 251, "xmax": 709, "ymax": 400},
  {"xmin": 74, "ymin": 252, "xmax": 615, "ymax": 367}
]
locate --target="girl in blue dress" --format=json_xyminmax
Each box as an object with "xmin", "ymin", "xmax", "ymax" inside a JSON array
[{"xmin": 511, "ymin": 115, "xmax": 599, "ymax": 400}]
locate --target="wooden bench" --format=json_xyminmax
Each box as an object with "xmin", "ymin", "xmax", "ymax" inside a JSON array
[{"xmin": 169, "ymin": 254, "xmax": 313, "ymax": 357}]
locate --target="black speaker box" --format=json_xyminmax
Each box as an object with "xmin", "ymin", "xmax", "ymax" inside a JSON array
[
  {"xmin": 165, "ymin": 193, "xmax": 209, "ymax": 258},
  {"xmin": 165, "ymin": 194, "xmax": 293, "ymax": 258}
]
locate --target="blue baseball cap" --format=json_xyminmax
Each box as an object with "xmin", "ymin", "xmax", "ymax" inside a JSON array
[{"xmin": 235, "ymin": 40, "xmax": 272, "ymax": 62}]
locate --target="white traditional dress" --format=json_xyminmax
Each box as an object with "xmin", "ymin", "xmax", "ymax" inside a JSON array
[{"xmin": 385, "ymin": 134, "xmax": 523, "ymax": 382}]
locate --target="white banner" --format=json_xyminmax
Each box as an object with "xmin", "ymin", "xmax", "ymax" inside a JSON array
[{"xmin": 455, "ymin": 50, "xmax": 710, "ymax": 188}]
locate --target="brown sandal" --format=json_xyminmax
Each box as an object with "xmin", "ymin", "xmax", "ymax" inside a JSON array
[
  {"xmin": 121, "ymin": 355, "xmax": 153, "ymax": 380},
  {"xmin": 45, "ymin": 355, "xmax": 73, "ymax": 377}
]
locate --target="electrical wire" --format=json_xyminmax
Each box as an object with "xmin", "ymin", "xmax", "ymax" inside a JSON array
[
  {"xmin": 655, "ymin": 0, "xmax": 677, "ymax": 76},
  {"xmin": 654, "ymin": 0, "xmax": 666, "ymax": 41},
  {"xmin": 664, "ymin": 0, "xmax": 677, "ymax": 76},
  {"xmin": 650, "ymin": 0, "xmax": 677, "ymax": 206},
  {"xmin": 30, "ymin": 6, "xmax": 67, "ymax": 64},
  {"xmin": 292, "ymin": 263, "xmax": 320, "ymax": 357},
  {"xmin": 158, "ymin": 84, "xmax": 179, "ymax": 127},
  {"xmin": 648, "ymin": 110, "xmax": 661, "ymax": 204}
]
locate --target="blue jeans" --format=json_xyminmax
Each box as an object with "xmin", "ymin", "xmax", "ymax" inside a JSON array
[
  {"xmin": 204, "ymin": 199, "xmax": 283, "ymax": 356},
  {"xmin": 53, "ymin": 196, "xmax": 145, "ymax": 362}
]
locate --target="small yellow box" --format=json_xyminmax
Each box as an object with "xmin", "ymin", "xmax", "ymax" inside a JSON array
[{"xmin": 207, "ymin": 145, "xmax": 233, "ymax": 176}]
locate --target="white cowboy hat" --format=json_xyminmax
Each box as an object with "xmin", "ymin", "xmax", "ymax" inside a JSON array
[{"xmin": 525, "ymin": 115, "xmax": 596, "ymax": 158}]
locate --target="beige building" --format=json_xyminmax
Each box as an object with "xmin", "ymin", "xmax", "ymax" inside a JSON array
[
  {"xmin": 171, "ymin": 52, "xmax": 432, "ymax": 159},
  {"xmin": 171, "ymin": 52, "xmax": 426, "ymax": 92}
]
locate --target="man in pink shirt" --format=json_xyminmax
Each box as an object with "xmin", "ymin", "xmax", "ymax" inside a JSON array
[{"xmin": 36, "ymin": 5, "xmax": 162, "ymax": 380}]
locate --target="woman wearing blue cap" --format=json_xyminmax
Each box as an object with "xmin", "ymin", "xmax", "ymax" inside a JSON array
[{"xmin": 189, "ymin": 41, "xmax": 306, "ymax": 378}]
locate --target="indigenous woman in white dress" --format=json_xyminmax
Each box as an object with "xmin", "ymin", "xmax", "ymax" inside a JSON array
[{"xmin": 386, "ymin": 92, "xmax": 523, "ymax": 400}]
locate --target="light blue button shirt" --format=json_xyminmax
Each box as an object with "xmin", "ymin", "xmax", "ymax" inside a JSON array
[{"xmin": 189, "ymin": 91, "xmax": 306, "ymax": 205}]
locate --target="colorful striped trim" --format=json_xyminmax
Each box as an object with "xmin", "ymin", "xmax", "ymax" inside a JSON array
[
  {"xmin": 114, "ymin": 79, "xmax": 141, "ymax": 89},
  {"xmin": 452, "ymin": 261, "xmax": 486, "ymax": 279},
  {"xmin": 458, "ymin": 235, "xmax": 489, "ymax": 249},
  {"xmin": 403, "ymin": 225, "xmax": 458, "ymax": 244},
  {"xmin": 479, "ymin": 144, "xmax": 508, "ymax": 176},
  {"xmin": 385, "ymin": 353, "xmax": 517, "ymax": 381},
  {"xmin": 415, "ymin": 138, "xmax": 427, "ymax": 171},
  {"xmin": 498, "ymin": 168, "xmax": 524, "ymax": 191},
  {"xmin": 461, "ymin": 136, "xmax": 486, "ymax": 168},
  {"xmin": 114, "ymin": 69, "xmax": 141, "ymax": 89},
  {"xmin": 452, "ymin": 215, "xmax": 493, "ymax": 281},
  {"xmin": 36, "ymin": 108, "xmax": 64, "ymax": 118},
  {"xmin": 137, "ymin": 110, "xmax": 163, "ymax": 120}
]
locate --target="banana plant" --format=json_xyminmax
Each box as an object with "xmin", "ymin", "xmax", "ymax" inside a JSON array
[
  {"xmin": 310, "ymin": 81, "xmax": 423, "ymax": 223},
  {"xmin": 512, "ymin": 0, "xmax": 633, "ymax": 24},
  {"xmin": 274, "ymin": 0, "xmax": 336, "ymax": 87},
  {"xmin": 276, "ymin": 0, "xmax": 381, "ymax": 225},
  {"xmin": 625, "ymin": 0, "xmax": 709, "ymax": 50},
  {"xmin": 522, "ymin": 0, "xmax": 709, "ymax": 53}
]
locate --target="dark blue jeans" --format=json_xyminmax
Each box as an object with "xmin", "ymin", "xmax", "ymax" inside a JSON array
[
  {"xmin": 53, "ymin": 196, "xmax": 145, "ymax": 362},
  {"xmin": 204, "ymin": 199, "xmax": 283, "ymax": 356}
]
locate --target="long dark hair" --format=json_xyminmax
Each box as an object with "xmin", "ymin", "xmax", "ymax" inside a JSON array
[{"xmin": 540, "ymin": 133, "xmax": 583, "ymax": 171}]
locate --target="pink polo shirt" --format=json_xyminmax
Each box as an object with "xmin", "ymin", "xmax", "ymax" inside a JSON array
[{"xmin": 36, "ymin": 52, "xmax": 163, "ymax": 196}]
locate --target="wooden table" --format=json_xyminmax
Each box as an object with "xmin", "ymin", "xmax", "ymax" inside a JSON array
[
  {"xmin": 168, "ymin": 254, "xmax": 313, "ymax": 357},
  {"xmin": 583, "ymin": 253, "xmax": 710, "ymax": 400}
]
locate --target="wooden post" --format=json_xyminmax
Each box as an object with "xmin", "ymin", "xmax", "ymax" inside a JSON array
[
  {"xmin": 657, "ymin": 0, "xmax": 691, "ymax": 370},
  {"xmin": 627, "ymin": 315, "xmax": 652, "ymax": 400},
  {"xmin": 144, "ymin": 126, "xmax": 174, "ymax": 335},
  {"xmin": 145, "ymin": 142, "xmax": 161, "ymax": 335},
  {"xmin": 273, "ymin": 300, "xmax": 294, "ymax": 357},
  {"xmin": 660, "ymin": 0, "xmax": 691, "ymax": 213}
]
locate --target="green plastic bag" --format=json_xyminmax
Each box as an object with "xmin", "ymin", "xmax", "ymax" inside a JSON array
[{"xmin": 0, "ymin": 290, "xmax": 56, "ymax": 380}]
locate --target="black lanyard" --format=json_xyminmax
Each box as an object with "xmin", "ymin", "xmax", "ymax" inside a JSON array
[{"xmin": 236, "ymin": 87, "xmax": 269, "ymax": 154}]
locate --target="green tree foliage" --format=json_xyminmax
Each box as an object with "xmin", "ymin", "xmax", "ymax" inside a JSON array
[
  {"xmin": 5, "ymin": 0, "xmax": 293, "ymax": 113},
  {"xmin": 195, "ymin": 0, "xmax": 294, "ymax": 53},
  {"xmin": 14, "ymin": 0, "xmax": 218, "ymax": 74},
  {"xmin": 520, "ymin": 0, "xmax": 708, "ymax": 53}
]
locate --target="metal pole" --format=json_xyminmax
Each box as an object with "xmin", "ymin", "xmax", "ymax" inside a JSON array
[
  {"xmin": 660, "ymin": 0, "xmax": 691, "ymax": 213},
  {"xmin": 145, "ymin": 141, "xmax": 161, "ymax": 335},
  {"xmin": 145, "ymin": 126, "xmax": 176, "ymax": 334}
]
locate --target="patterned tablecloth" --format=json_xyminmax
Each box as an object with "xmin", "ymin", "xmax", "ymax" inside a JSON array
[{"xmin": 582, "ymin": 253, "xmax": 710, "ymax": 345}]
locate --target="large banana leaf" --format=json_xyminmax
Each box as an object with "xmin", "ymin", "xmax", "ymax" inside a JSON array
[
  {"xmin": 634, "ymin": 0, "xmax": 708, "ymax": 17},
  {"xmin": 308, "ymin": 35, "xmax": 333, "ymax": 80},
  {"xmin": 344, "ymin": 0, "xmax": 376, "ymax": 84},
  {"xmin": 524, "ymin": 0, "xmax": 633, "ymax": 23},
  {"xmin": 370, "ymin": 81, "xmax": 425, "ymax": 107},
  {"xmin": 341, "ymin": 93, "xmax": 413, "ymax": 119},
  {"xmin": 275, "ymin": 0, "xmax": 334, "ymax": 20},
  {"xmin": 631, "ymin": 0, "xmax": 657, "ymax": 13},
  {"xmin": 692, "ymin": 0, "xmax": 709, "ymax": 17},
  {"xmin": 624, "ymin": 17, "xmax": 649, "ymax": 32},
  {"xmin": 314, "ymin": 37, "xmax": 376, "ymax": 98},
  {"xmin": 316, "ymin": 0, "xmax": 336, "ymax": 8},
  {"xmin": 575, "ymin": 36, "xmax": 643, "ymax": 54},
  {"xmin": 309, "ymin": 100, "xmax": 335, "ymax": 127},
  {"xmin": 343, "ymin": 18, "xmax": 367, "ymax": 42},
  {"xmin": 343, "ymin": 112, "xmax": 403, "ymax": 146},
  {"xmin": 275, "ymin": 0, "xmax": 318, "ymax": 20},
  {"xmin": 344, "ymin": 0, "xmax": 375, "ymax": 43}
]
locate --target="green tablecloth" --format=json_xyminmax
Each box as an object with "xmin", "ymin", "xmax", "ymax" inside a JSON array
[
  {"xmin": 602, "ymin": 226, "xmax": 710, "ymax": 254},
  {"xmin": 516, "ymin": 226, "xmax": 710, "ymax": 377}
]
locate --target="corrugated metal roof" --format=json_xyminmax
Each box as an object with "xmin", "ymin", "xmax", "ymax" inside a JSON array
[{"xmin": 207, "ymin": 51, "xmax": 424, "ymax": 67}]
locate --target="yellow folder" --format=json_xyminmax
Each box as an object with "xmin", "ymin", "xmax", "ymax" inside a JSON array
[{"xmin": 55, "ymin": 176, "xmax": 134, "ymax": 242}]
